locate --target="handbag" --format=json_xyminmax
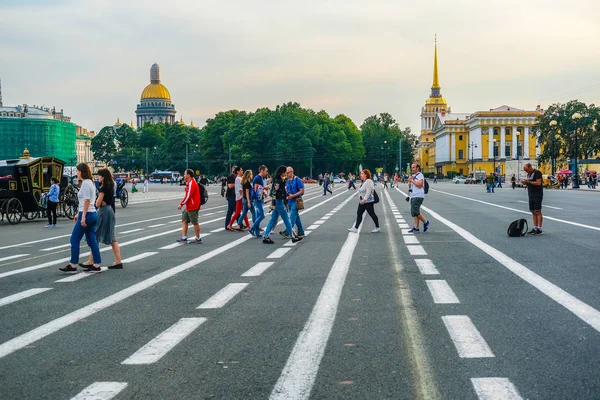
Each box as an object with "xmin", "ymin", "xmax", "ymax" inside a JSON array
[
  {"xmin": 373, "ymin": 190, "xmax": 379, "ymax": 204},
  {"xmin": 295, "ymin": 197, "xmax": 304, "ymax": 210},
  {"xmin": 40, "ymin": 195, "xmax": 48, "ymax": 209}
]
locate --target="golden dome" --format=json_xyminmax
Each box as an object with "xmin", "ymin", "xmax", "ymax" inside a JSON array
[
  {"xmin": 141, "ymin": 83, "xmax": 171, "ymax": 100},
  {"xmin": 115, "ymin": 118, "xmax": 122, "ymax": 126},
  {"xmin": 426, "ymin": 97, "xmax": 447, "ymax": 105},
  {"xmin": 190, "ymin": 120, "xmax": 196, "ymax": 128},
  {"xmin": 179, "ymin": 116, "xmax": 185, "ymax": 125}
]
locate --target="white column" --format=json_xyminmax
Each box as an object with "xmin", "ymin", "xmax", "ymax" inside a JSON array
[
  {"xmin": 524, "ymin": 126, "xmax": 530, "ymax": 159},
  {"xmin": 512, "ymin": 126, "xmax": 518, "ymax": 158},
  {"xmin": 500, "ymin": 125, "xmax": 506, "ymax": 159},
  {"xmin": 452, "ymin": 133, "xmax": 457, "ymax": 162},
  {"xmin": 488, "ymin": 127, "xmax": 494, "ymax": 161},
  {"xmin": 449, "ymin": 133, "xmax": 454, "ymax": 162}
]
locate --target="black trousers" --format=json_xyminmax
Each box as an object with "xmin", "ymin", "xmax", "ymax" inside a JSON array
[
  {"xmin": 355, "ymin": 202, "xmax": 379, "ymax": 229},
  {"xmin": 47, "ymin": 200, "xmax": 57, "ymax": 225},
  {"xmin": 225, "ymin": 196, "xmax": 236, "ymax": 228}
]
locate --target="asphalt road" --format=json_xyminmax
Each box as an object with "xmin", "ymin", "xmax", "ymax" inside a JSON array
[{"xmin": 0, "ymin": 181, "xmax": 599, "ymax": 399}]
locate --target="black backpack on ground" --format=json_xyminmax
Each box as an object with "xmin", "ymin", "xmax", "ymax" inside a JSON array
[{"xmin": 507, "ymin": 219, "xmax": 528, "ymax": 237}]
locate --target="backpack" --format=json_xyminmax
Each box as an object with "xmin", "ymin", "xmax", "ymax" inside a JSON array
[
  {"xmin": 424, "ymin": 179, "xmax": 429, "ymax": 194},
  {"xmin": 507, "ymin": 219, "xmax": 528, "ymax": 237},
  {"xmin": 199, "ymin": 183, "xmax": 208, "ymax": 205}
]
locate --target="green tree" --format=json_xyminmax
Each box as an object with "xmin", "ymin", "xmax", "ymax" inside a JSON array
[
  {"xmin": 91, "ymin": 126, "xmax": 117, "ymax": 164},
  {"xmin": 360, "ymin": 113, "xmax": 409, "ymax": 173}
]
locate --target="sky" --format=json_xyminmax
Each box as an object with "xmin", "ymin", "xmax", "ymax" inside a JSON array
[{"xmin": 1, "ymin": 0, "xmax": 599, "ymax": 136}]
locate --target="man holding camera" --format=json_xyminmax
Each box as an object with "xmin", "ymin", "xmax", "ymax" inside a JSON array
[{"xmin": 407, "ymin": 163, "xmax": 430, "ymax": 233}]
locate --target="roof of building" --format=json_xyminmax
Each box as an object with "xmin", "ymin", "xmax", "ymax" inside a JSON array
[
  {"xmin": 0, "ymin": 106, "xmax": 53, "ymax": 119},
  {"xmin": 489, "ymin": 105, "xmax": 524, "ymax": 112},
  {"xmin": 141, "ymin": 83, "xmax": 171, "ymax": 100},
  {"xmin": 437, "ymin": 112, "xmax": 470, "ymax": 124}
]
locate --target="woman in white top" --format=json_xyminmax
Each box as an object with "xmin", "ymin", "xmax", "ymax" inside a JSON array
[
  {"xmin": 348, "ymin": 169, "xmax": 380, "ymax": 233},
  {"xmin": 227, "ymin": 167, "xmax": 246, "ymax": 230},
  {"xmin": 59, "ymin": 163, "xmax": 102, "ymax": 273}
]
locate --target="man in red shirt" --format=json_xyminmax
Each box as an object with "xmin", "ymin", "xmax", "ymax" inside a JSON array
[{"xmin": 177, "ymin": 169, "xmax": 202, "ymax": 244}]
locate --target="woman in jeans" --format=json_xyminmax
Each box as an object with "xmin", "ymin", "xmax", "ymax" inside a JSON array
[
  {"xmin": 44, "ymin": 177, "xmax": 60, "ymax": 228},
  {"xmin": 59, "ymin": 163, "xmax": 101, "ymax": 272},
  {"xmin": 80, "ymin": 168, "xmax": 123, "ymax": 270},
  {"xmin": 348, "ymin": 169, "xmax": 380, "ymax": 233},
  {"xmin": 237, "ymin": 169, "xmax": 255, "ymax": 228},
  {"xmin": 263, "ymin": 165, "xmax": 302, "ymax": 244}
]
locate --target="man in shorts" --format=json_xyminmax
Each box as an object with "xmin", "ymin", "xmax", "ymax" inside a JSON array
[
  {"xmin": 522, "ymin": 163, "xmax": 543, "ymax": 235},
  {"xmin": 407, "ymin": 163, "xmax": 431, "ymax": 233},
  {"xmin": 177, "ymin": 169, "xmax": 202, "ymax": 244}
]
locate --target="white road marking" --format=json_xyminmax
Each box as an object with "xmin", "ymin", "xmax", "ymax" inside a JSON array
[
  {"xmin": 0, "ymin": 254, "xmax": 30, "ymax": 262},
  {"xmin": 267, "ymin": 248, "xmax": 291, "ymax": 259},
  {"xmin": 210, "ymin": 228, "xmax": 225, "ymax": 233},
  {"xmin": 270, "ymin": 224, "xmax": 362, "ymax": 400},
  {"xmin": 40, "ymin": 244, "xmax": 72, "ymax": 252},
  {"xmin": 148, "ymin": 223, "xmax": 166, "ymax": 228},
  {"xmin": 403, "ymin": 236, "xmax": 420, "ymax": 244},
  {"xmin": 426, "ymin": 280, "xmax": 460, "ymax": 304},
  {"xmin": 0, "ymin": 234, "xmax": 71, "ymax": 251},
  {"xmin": 71, "ymin": 382, "xmax": 128, "ymax": 400},
  {"xmin": 159, "ymin": 243, "xmax": 183, "ymax": 250},
  {"xmin": 119, "ymin": 228, "xmax": 144, "ymax": 234},
  {"xmin": 401, "ymin": 229, "xmax": 414, "ymax": 235},
  {"xmin": 471, "ymin": 378, "xmax": 523, "ymax": 400},
  {"xmin": 120, "ymin": 252, "xmax": 158, "ymax": 263},
  {"xmin": 321, "ymin": 216, "xmax": 330, "ymax": 220},
  {"xmin": 399, "ymin": 223, "xmax": 410, "ymax": 229},
  {"xmin": 55, "ymin": 268, "xmax": 108, "ymax": 282},
  {"xmin": 0, "ymin": 233, "xmax": 253, "ymax": 359},
  {"xmin": 0, "ymin": 288, "xmax": 53, "ymax": 308},
  {"xmin": 517, "ymin": 200, "xmax": 562, "ymax": 210},
  {"xmin": 312, "ymin": 220, "xmax": 325, "ymax": 225},
  {"xmin": 241, "ymin": 262, "xmax": 275, "ymax": 277},
  {"xmin": 122, "ymin": 318, "xmax": 206, "ymax": 364},
  {"xmin": 307, "ymin": 225, "xmax": 320, "ymax": 230},
  {"xmin": 442, "ymin": 315, "xmax": 494, "ymax": 358},
  {"xmin": 407, "ymin": 245, "xmax": 427, "ymax": 256},
  {"xmin": 197, "ymin": 283, "xmax": 249, "ymax": 309},
  {"xmin": 169, "ymin": 220, "xmax": 181, "ymax": 224},
  {"xmin": 415, "ymin": 259, "xmax": 439, "ymax": 275}
]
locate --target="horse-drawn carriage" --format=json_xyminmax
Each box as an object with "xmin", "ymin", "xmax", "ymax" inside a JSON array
[{"xmin": 0, "ymin": 151, "xmax": 65, "ymax": 225}]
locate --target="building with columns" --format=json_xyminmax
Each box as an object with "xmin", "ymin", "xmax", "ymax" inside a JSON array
[
  {"xmin": 135, "ymin": 64, "xmax": 177, "ymax": 128},
  {"xmin": 418, "ymin": 38, "xmax": 543, "ymax": 177}
]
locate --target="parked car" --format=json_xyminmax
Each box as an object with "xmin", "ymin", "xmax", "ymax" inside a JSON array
[
  {"xmin": 453, "ymin": 176, "xmax": 467, "ymax": 184},
  {"xmin": 333, "ymin": 177, "xmax": 346, "ymax": 183}
]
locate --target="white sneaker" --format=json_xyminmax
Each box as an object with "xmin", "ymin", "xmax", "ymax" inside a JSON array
[
  {"xmin": 371, "ymin": 227, "xmax": 380, "ymax": 233},
  {"xmin": 348, "ymin": 227, "xmax": 358, "ymax": 233}
]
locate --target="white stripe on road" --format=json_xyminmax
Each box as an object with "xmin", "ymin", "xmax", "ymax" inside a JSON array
[
  {"xmin": 210, "ymin": 228, "xmax": 225, "ymax": 233},
  {"xmin": 197, "ymin": 283, "xmax": 248, "ymax": 309},
  {"xmin": 40, "ymin": 244, "xmax": 71, "ymax": 252},
  {"xmin": 122, "ymin": 318, "xmax": 206, "ymax": 364},
  {"xmin": 312, "ymin": 220, "xmax": 325, "ymax": 225},
  {"xmin": 399, "ymin": 223, "xmax": 410, "ymax": 229},
  {"xmin": 0, "ymin": 234, "xmax": 253, "ymax": 359},
  {"xmin": 148, "ymin": 223, "xmax": 166, "ymax": 228},
  {"xmin": 403, "ymin": 236, "xmax": 420, "ymax": 244},
  {"xmin": 55, "ymin": 268, "xmax": 107, "ymax": 282},
  {"xmin": 0, "ymin": 288, "xmax": 53, "ymax": 308},
  {"xmin": 71, "ymin": 382, "xmax": 128, "ymax": 400},
  {"xmin": 270, "ymin": 225, "xmax": 361, "ymax": 400},
  {"xmin": 307, "ymin": 225, "xmax": 320, "ymax": 230},
  {"xmin": 159, "ymin": 243, "xmax": 183, "ymax": 250},
  {"xmin": 119, "ymin": 228, "xmax": 144, "ymax": 234},
  {"xmin": 0, "ymin": 234, "xmax": 71, "ymax": 251},
  {"xmin": 401, "ymin": 229, "xmax": 414, "ymax": 235},
  {"xmin": 241, "ymin": 262, "xmax": 275, "ymax": 277},
  {"xmin": 471, "ymin": 378, "xmax": 523, "ymax": 400},
  {"xmin": 517, "ymin": 200, "xmax": 562, "ymax": 210},
  {"xmin": 426, "ymin": 280, "xmax": 460, "ymax": 304},
  {"xmin": 415, "ymin": 259, "xmax": 439, "ymax": 275},
  {"xmin": 121, "ymin": 252, "xmax": 158, "ymax": 263},
  {"xmin": 267, "ymin": 248, "xmax": 291, "ymax": 259},
  {"xmin": 407, "ymin": 245, "xmax": 427, "ymax": 256},
  {"xmin": 0, "ymin": 254, "xmax": 30, "ymax": 262},
  {"xmin": 442, "ymin": 315, "xmax": 494, "ymax": 358}
]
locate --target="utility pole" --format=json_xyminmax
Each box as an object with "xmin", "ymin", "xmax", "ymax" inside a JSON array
[{"xmin": 145, "ymin": 147, "xmax": 149, "ymax": 176}]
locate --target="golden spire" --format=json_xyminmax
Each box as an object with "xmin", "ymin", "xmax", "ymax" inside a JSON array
[
  {"xmin": 432, "ymin": 34, "xmax": 440, "ymax": 90},
  {"xmin": 179, "ymin": 116, "xmax": 185, "ymax": 125},
  {"xmin": 190, "ymin": 120, "xmax": 195, "ymax": 128},
  {"xmin": 115, "ymin": 118, "xmax": 122, "ymax": 126},
  {"xmin": 130, "ymin": 121, "xmax": 135, "ymax": 129}
]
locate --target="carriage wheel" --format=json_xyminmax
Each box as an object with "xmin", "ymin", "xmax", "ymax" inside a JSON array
[
  {"xmin": 6, "ymin": 198, "xmax": 23, "ymax": 225},
  {"xmin": 120, "ymin": 188, "xmax": 129, "ymax": 208},
  {"xmin": 23, "ymin": 211, "xmax": 39, "ymax": 220},
  {"xmin": 63, "ymin": 185, "xmax": 78, "ymax": 220}
]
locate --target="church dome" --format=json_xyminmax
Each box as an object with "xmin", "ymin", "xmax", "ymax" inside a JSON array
[{"xmin": 141, "ymin": 83, "xmax": 171, "ymax": 100}]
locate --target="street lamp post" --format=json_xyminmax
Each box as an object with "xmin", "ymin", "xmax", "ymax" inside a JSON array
[
  {"xmin": 549, "ymin": 120, "xmax": 558, "ymax": 176},
  {"xmin": 145, "ymin": 147, "xmax": 149, "ymax": 176},
  {"xmin": 515, "ymin": 131, "xmax": 521, "ymax": 180},
  {"xmin": 468, "ymin": 142, "xmax": 477, "ymax": 178},
  {"xmin": 571, "ymin": 112, "xmax": 583, "ymax": 188}
]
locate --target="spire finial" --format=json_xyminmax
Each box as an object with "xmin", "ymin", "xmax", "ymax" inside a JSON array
[{"xmin": 432, "ymin": 35, "xmax": 440, "ymax": 90}]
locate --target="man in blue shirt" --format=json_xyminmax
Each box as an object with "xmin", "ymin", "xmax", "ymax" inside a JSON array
[
  {"xmin": 45, "ymin": 177, "xmax": 60, "ymax": 228},
  {"xmin": 281, "ymin": 167, "xmax": 305, "ymax": 238},
  {"xmin": 249, "ymin": 165, "xmax": 269, "ymax": 237}
]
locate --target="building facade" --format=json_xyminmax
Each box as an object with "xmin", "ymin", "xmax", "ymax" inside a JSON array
[
  {"xmin": 76, "ymin": 125, "xmax": 96, "ymax": 168},
  {"xmin": 135, "ymin": 64, "xmax": 177, "ymax": 128}
]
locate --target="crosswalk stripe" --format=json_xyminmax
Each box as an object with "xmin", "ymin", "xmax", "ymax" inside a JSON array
[
  {"xmin": 403, "ymin": 236, "xmax": 420, "ymax": 244},
  {"xmin": 210, "ymin": 228, "xmax": 225, "ymax": 233},
  {"xmin": 122, "ymin": 318, "xmax": 206, "ymax": 365},
  {"xmin": 40, "ymin": 244, "xmax": 71, "ymax": 251},
  {"xmin": 148, "ymin": 223, "xmax": 166, "ymax": 228},
  {"xmin": 197, "ymin": 283, "xmax": 249, "ymax": 309},
  {"xmin": 407, "ymin": 245, "xmax": 427, "ymax": 256},
  {"xmin": 0, "ymin": 234, "xmax": 71, "ymax": 251},
  {"xmin": 442, "ymin": 315, "xmax": 494, "ymax": 358},
  {"xmin": 55, "ymin": 268, "xmax": 107, "ymax": 282},
  {"xmin": 0, "ymin": 254, "xmax": 29, "ymax": 262},
  {"xmin": 307, "ymin": 225, "xmax": 320, "ymax": 230},
  {"xmin": 471, "ymin": 378, "xmax": 523, "ymax": 400},
  {"xmin": 0, "ymin": 288, "xmax": 53, "ymax": 308},
  {"xmin": 415, "ymin": 259, "xmax": 439, "ymax": 275},
  {"xmin": 120, "ymin": 252, "xmax": 158, "ymax": 263},
  {"xmin": 159, "ymin": 243, "xmax": 183, "ymax": 250},
  {"xmin": 71, "ymin": 382, "xmax": 128, "ymax": 399},
  {"xmin": 120, "ymin": 228, "xmax": 143, "ymax": 234},
  {"xmin": 399, "ymin": 223, "xmax": 410, "ymax": 229},
  {"xmin": 241, "ymin": 262, "xmax": 275, "ymax": 277},
  {"xmin": 313, "ymin": 220, "xmax": 325, "ymax": 225},
  {"xmin": 267, "ymin": 248, "xmax": 291, "ymax": 259},
  {"xmin": 426, "ymin": 280, "xmax": 460, "ymax": 304}
]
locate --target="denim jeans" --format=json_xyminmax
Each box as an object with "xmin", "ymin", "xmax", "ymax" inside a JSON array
[
  {"xmin": 288, "ymin": 200, "xmax": 304, "ymax": 233},
  {"xmin": 238, "ymin": 198, "xmax": 255, "ymax": 226},
  {"xmin": 70, "ymin": 211, "xmax": 101, "ymax": 264},
  {"xmin": 250, "ymin": 199, "xmax": 265, "ymax": 234},
  {"xmin": 264, "ymin": 199, "xmax": 293, "ymax": 238},
  {"xmin": 225, "ymin": 196, "xmax": 236, "ymax": 228}
]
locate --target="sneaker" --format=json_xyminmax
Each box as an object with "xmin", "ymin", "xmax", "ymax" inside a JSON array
[
  {"xmin": 44, "ymin": 224, "xmax": 52, "ymax": 228},
  {"xmin": 424, "ymin": 220, "xmax": 430, "ymax": 232},
  {"xmin": 535, "ymin": 229, "xmax": 543, "ymax": 235},
  {"xmin": 59, "ymin": 265, "xmax": 77, "ymax": 273},
  {"xmin": 528, "ymin": 229, "xmax": 538, "ymax": 235},
  {"xmin": 348, "ymin": 227, "xmax": 358, "ymax": 233},
  {"xmin": 407, "ymin": 227, "xmax": 420, "ymax": 233},
  {"xmin": 85, "ymin": 265, "xmax": 102, "ymax": 272},
  {"xmin": 263, "ymin": 237, "xmax": 274, "ymax": 244},
  {"xmin": 371, "ymin": 227, "xmax": 381, "ymax": 233},
  {"xmin": 291, "ymin": 236, "xmax": 303, "ymax": 243},
  {"xmin": 190, "ymin": 237, "xmax": 202, "ymax": 244},
  {"xmin": 176, "ymin": 237, "xmax": 188, "ymax": 243},
  {"xmin": 279, "ymin": 231, "xmax": 290, "ymax": 238},
  {"xmin": 248, "ymin": 230, "xmax": 257, "ymax": 238},
  {"xmin": 297, "ymin": 231, "xmax": 305, "ymax": 238}
]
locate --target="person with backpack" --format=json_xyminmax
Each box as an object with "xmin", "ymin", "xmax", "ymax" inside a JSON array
[
  {"xmin": 176, "ymin": 169, "xmax": 202, "ymax": 244},
  {"xmin": 522, "ymin": 163, "xmax": 544, "ymax": 235},
  {"xmin": 237, "ymin": 170, "xmax": 254, "ymax": 229},
  {"xmin": 281, "ymin": 166, "xmax": 305, "ymax": 238},
  {"xmin": 407, "ymin": 163, "xmax": 430, "ymax": 233},
  {"xmin": 348, "ymin": 169, "xmax": 380, "ymax": 233}
]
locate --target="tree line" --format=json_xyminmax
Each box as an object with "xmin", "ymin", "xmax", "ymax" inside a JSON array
[{"xmin": 91, "ymin": 102, "xmax": 415, "ymax": 177}]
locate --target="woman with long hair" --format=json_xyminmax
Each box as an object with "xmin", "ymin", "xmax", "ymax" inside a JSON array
[
  {"xmin": 60, "ymin": 163, "xmax": 102, "ymax": 272},
  {"xmin": 80, "ymin": 168, "xmax": 123, "ymax": 270},
  {"xmin": 237, "ymin": 169, "xmax": 255, "ymax": 229},
  {"xmin": 263, "ymin": 165, "xmax": 302, "ymax": 244},
  {"xmin": 348, "ymin": 169, "xmax": 380, "ymax": 233}
]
